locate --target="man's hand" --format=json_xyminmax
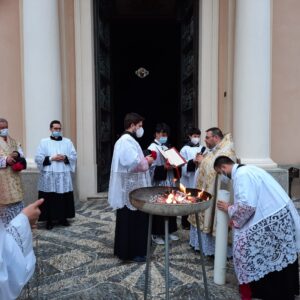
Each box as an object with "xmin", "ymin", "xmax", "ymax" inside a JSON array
[
  {"xmin": 11, "ymin": 151, "xmax": 19, "ymax": 159},
  {"xmin": 51, "ymin": 154, "xmax": 65, "ymax": 162},
  {"xmin": 6, "ymin": 156, "xmax": 16, "ymax": 166},
  {"xmin": 194, "ymin": 154, "xmax": 204, "ymax": 164},
  {"xmin": 217, "ymin": 200, "xmax": 230, "ymax": 212},
  {"xmin": 146, "ymin": 155, "xmax": 154, "ymax": 166},
  {"xmin": 22, "ymin": 198, "xmax": 44, "ymax": 229},
  {"xmin": 164, "ymin": 160, "xmax": 173, "ymax": 170}
]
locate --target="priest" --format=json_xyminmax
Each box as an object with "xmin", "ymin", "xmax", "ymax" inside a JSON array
[
  {"xmin": 35, "ymin": 120, "xmax": 77, "ymax": 230},
  {"xmin": 108, "ymin": 112, "xmax": 154, "ymax": 262},
  {"xmin": 215, "ymin": 156, "xmax": 300, "ymax": 300},
  {"xmin": 0, "ymin": 198, "xmax": 43, "ymax": 300},
  {"xmin": 188, "ymin": 127, "xmax": 236, "ymax": 255},
  {"xmin": 0, "ymin": 117, "xmax": 27, "ymax": 225}
]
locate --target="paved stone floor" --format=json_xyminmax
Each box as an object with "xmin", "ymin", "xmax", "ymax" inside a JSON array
[{"xmin": 18, "ymin": 198, "xmax": 300, "ymax": 300}]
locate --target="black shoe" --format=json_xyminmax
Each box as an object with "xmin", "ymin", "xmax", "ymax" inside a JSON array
[
  {"xmin": 132, "ymin": 256, "xmax": 146, "ymax": 263},
  {"xmin": 46, "ymin": 221, "xmax": 53, "ymax": 230},
  {"xmin": 59, "ymin": 219, "xmax": 70, "ymax": 226}
]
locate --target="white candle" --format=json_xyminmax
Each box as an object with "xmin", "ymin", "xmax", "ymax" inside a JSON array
[{"xmin": 214, "ymin": 189, "xmax": 230, "ymax": 285}]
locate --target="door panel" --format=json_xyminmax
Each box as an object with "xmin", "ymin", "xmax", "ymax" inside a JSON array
[
  {"xmin": 179, "ymin": 0, "xmax": 199, "ymax": 143},
  {"xmin": 94, "ymin": 0, "xmax": 112, "ymax": 192},
  {"xmin": 111, "ymin": 21, "xmax": 180, "ymax": 150}
]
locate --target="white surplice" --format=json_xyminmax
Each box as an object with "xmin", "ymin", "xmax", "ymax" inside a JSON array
[
  {"xmin": 35, "ymin": 137, "xmax": 77, "ymax": 193},
  {"xmin": 180, "ymin": 143, "xmax": 204, "ymax": 188},
  {"xmin": 108, "ymin": 133, "xmax": 151, "ymax": 210},
  {"xmin": 0, "ymin": 213, "xmax": 36, "ymax": 300},
  {"xmin": 229, "ymin": 164, "xmax": 300, "ymax": 284},
  {"xmin": 148, "ymin": 140, "xmax": 176, "ymax": 187}
]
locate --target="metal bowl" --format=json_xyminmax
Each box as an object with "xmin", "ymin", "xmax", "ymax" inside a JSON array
[{"xmin": 129, "ymin": 186, "xmax": 212, "ymax": 216}]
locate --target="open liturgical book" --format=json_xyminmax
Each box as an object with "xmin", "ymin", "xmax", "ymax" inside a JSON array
[{"xmin": 157, "ymin": 147, "xmax": 187, "ymax": 167}]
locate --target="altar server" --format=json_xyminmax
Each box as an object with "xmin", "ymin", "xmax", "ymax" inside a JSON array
[
  {"xmin": 0, "ymin": 199, "xmax": 43, "ymax": 300},
  {"xmin": 215, "ymin": 156, "xmax": 300, "ymax": 300},
  {"xmin": 180, "ymin": 127, "xmax": 205, "ymax": 229},
  {"xmin": 148, "ymin": 123, "xmax": 180, "ymax": 245},
  {"xmin": 108, "ymin": 112, "xmax": 153, "ymax": 262},
  {"xmin": 35, "ymin": 120, "xmax": 77, "ymax": 230}
]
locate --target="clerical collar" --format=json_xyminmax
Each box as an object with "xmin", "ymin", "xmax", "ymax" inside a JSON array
[
  {"xmin": 50, "ymin": 136, "xmax": 62, "ymax": 141},
  {"xmin": 186, "ymin": 141, "xmax": 199, "ymax": 147}
]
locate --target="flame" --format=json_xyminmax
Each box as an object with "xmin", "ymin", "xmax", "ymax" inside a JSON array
[
  {"xmin": 179, "ymin": 183, "xmax": 186, "ymax": 194},
  {"xmin": 166, "ymin": 193, "xmax": 174, "ymax": 204},
  {"xmin": 197, "ymin": 189, "xmax": 204, "ymax": 198}
]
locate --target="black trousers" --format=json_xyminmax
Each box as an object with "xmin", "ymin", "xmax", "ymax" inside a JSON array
[
  {"xmin": 250, "ymin": 257, "xmax": 299, "ymax": 300},
  {"xmin": 114, "ymin": 206, "xmax": 149, "ymax": 260}
]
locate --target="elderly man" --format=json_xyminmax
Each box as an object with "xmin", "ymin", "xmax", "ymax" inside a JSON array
[
  {"xmin": 0, "ymin": 118, "xmax": 26, "ymax": 225},
  {"xmin": 215, "ymin": 156, "xmax": 300, "ymax": 300},
  {"xmin": 188, "ymin": 127, "xmax": 236, "ymax": 255},
  {"xmin": 0, "ymin": 198, "xmax": 43, "ymax": 300}
]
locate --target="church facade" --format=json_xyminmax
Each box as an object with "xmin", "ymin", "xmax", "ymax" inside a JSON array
[{"xmin": 1, "ymin": 0, "xmax": 300, "ymax": 202}]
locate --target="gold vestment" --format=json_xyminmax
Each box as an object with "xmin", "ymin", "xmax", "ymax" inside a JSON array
[
  {"xmin": 0, "ymin": 137, "xmax": 24, "ymax": 205},
  {"xmin": 188, "ymin": 133, "xmax": 236, "ymax": 234}
]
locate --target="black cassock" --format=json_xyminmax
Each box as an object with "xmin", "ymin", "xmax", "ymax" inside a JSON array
[{"xmin": 114, "ymin": 206, "xmax": 149, "ymax": 260}]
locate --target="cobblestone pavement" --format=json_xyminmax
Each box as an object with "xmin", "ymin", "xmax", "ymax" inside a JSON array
[{"xmin": 19, "ymin": 198, "xmax": 300, "ymax": 300}]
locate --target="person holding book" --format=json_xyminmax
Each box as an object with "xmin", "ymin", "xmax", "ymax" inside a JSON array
[
  {"xmin": 179, "ymin": 127, "xmax": 205, "ymax": 229},
  {"xmin": 148, "ymin": 123, "xmax": 181, "ymax": 245}
]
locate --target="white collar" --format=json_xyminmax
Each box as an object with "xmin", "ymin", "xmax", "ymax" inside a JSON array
[
  {"xmin": 231, "ymin": 163, "xmax": 240, "ymax": 181},
  {"xmin": 154, "ymin": 139, "xmax": 162, "ymax": 146}
]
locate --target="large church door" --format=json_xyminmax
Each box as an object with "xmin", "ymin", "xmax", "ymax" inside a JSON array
[
  {"xmin": 93, "ymin": 0, "xmax": 199, "ymax": 191},
  {"xmin": 179, "ymin": 0, "xmax": 199, "ymax": 142},
  {"xmin": 93, "ymin": 0, "xmax": 112, "ymax": 192}
]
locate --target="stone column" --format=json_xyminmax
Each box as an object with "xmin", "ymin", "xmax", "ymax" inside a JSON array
[
  {"xmin": 23, "ymin": 0, "xmax": 62, "ymax": 167},
  {"xmin": 233, "ymin": 0, "xmax": 276, "ymax": 168},
  {"xmin": 198, "ymin": 0, "xmax": 219, "ymax": 133},
  {"xmin": 74, "ymin": 0, "xmax": 98, "ymax": 200}
]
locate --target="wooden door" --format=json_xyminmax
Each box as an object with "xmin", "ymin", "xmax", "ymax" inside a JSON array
[
  {"xmin": 179, "ymin": 0, "xmax": 199, "ymax": 144},
  {"xmin": 93, "ymin": 0, "xmax": 112, "ymax": 192}
]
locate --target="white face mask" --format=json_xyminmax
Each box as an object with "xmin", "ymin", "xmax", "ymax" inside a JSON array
[
  {"xmin": 0, "ymin": 128, "xmax": 9, "ymax": 137},
  {"xmin": 191, "ymin": 137, "xmax": 200, "ymax": 145},
  {"xmin": 136, "ymin": 127, "xmax": 144, "ymax": 138}
]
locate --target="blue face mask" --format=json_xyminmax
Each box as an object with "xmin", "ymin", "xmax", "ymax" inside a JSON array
[
  {"xmin": 159, "ymin": 137, "xmax": 168, "ymax": 144},
  {"xmin": 52, "ymin": 131, "xmax": 62, "ymax": 138},
  {"xmin": 0, "ymin": 128, "xmax": 9, "ymax": 137}
]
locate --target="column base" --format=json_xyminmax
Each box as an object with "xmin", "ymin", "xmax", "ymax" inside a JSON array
[
  {"xmin": 239, "ymin": 157, "xmax": 277, "ymax": 169},
  {"xmin": 26, "ymin": 158, "xmax": 37, "ymax": 169}
]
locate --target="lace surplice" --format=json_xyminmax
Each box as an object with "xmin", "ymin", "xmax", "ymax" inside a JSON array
[{"xmin": 230, "ymin": 205, "xmax": 297, "ymax": 284}]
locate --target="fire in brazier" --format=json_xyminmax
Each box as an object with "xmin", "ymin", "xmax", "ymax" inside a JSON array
[{"xmin": 149, "ymin": 183, "xmax": 210, "ymax": 204}]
